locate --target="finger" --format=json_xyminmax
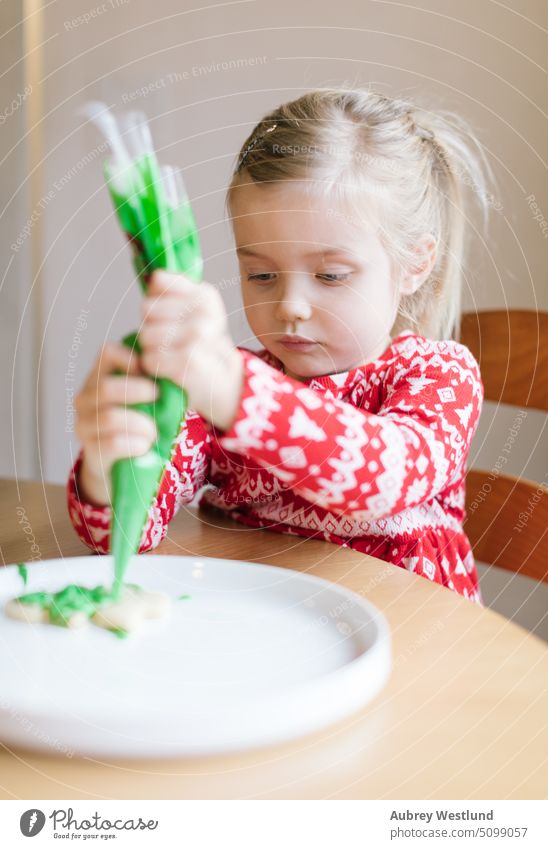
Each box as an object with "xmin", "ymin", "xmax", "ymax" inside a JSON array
[
  {"xmin": 78, "ymin": 376, "xmax": 159, "ymax": 413},
  {"xmin": 139, "ymin": 321, "xmax": 186, "ymax": 349},
  {"xmin": 140, "ymin": 288, "xmax": 212, "ymax": 326},
  {"xmin": 81, "ymin": 343, "xmax": 144, "ymax": 406},
  {"xmin": 140, "ymin": 313, "xmax": 226, "ymax": 351},
  {"xmin": 94, "ymin": 341, "xmax": 143, "ymax": 377},
  {"xmin": 140, "ymin": 295, "xmax": 204, "ymax": 323},
  {"xmin": 86, "ymin": 432, "xmax": 155, "ymax": 464},
  {"xmin": 147, "ymin": 270, "xmax": 196, "ymax": 296},
  {"xmin": 77, "ymin": 407, "xmax": 157, "ymax": 443}
]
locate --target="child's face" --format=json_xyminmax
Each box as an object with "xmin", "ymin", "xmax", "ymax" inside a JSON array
[{"xmin": 230, "ymin": 175, "xmax": 401, "ymax": 380}]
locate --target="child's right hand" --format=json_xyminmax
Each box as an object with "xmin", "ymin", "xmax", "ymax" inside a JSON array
[{"xmin": 74, "ymin": 341, "xmax": 159, "ymax": 505}]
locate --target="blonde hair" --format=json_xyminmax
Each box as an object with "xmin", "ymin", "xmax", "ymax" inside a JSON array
[{"xmin": 226, "ymin": 88, "xmax": 496, "ymax": 340}]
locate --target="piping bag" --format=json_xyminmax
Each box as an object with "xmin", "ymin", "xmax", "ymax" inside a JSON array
[{"xmin": 82, "ymin": 103, "xmax": 203, "ymax": 599}]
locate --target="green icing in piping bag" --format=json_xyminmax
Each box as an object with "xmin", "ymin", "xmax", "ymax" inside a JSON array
[
  {"xmin": 83, "ymin": 104, "xmax": 203, "ymax": 597},
  {"xmin": 6, "ymin": 111, "xmax": 202, "ymax": 637}
]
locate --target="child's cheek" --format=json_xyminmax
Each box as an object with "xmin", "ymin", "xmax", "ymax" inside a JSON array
[{"xmin": 245, "ymin": 303, "xmax": 271, "ymax": 337}]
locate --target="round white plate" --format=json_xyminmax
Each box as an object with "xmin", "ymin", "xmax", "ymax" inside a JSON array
[{"xmin": 0, "ymin": 555, "xmax": 391, "ymax": 758}]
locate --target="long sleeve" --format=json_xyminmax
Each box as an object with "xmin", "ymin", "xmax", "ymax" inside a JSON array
[
  {"xmin": 215, "ymin": 340, "xmax": 483, "ymax": 521},
  {"xmin": 67, "ymin": 408, "xmax": 212, "ymax": 553}
]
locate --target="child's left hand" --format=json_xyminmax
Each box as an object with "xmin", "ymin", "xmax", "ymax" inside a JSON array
[{"xmin": 139, "ymin": 270, "xmax": 244, "ymax": 431}]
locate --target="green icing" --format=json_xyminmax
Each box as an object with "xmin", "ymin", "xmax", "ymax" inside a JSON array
[
  {"xmin": 177, "ymin": 594, "xmax": 191, "ymax": 601},
  {"xmin": 11, "ymin": 559, "xmax": 185, "ymax": 637},
  {"xmin": 15, "ymin": 126, "xmax": 204, "ymax": 624},
  {"xmin": 103, "ymin": 147, "xmax": 203, "ymax": 597},
  {"xmin": 108, "ymin": 627, "xmax": 129, "ymax": 640},
  {"xmin": 16, "ymin": 590, "xmax": 52, "ymax": 606},
  {"xmin": 14, "ymin": 582, "xmax": 142, "ymax": 628}
]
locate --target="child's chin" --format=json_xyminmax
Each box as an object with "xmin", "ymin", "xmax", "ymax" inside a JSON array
[{"xmin": 283, "ymin": 360, "xmax": 321, "ymax": 381}]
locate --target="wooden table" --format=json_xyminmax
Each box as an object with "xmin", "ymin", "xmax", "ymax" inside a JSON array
[{"xmin": 0, "ymin": 478, "xmax": 546, "ymax": 799}]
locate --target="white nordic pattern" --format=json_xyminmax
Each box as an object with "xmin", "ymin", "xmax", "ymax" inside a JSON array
[{"xmin": 67, "ymin": 331, "xmax": 484, "ymax": 604}]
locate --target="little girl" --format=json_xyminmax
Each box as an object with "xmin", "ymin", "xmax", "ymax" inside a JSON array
[{"xmin": 68, "ymin": 88, "xmax": 492, "ymax": 604}]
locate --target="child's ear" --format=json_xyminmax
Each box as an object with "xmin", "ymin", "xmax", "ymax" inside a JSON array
[{"xmin": 399, "ymin": 234, "xmax": 437, "ymax": 295}]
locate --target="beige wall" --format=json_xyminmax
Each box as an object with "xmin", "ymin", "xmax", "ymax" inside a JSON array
[
  {"xmin": 3, "ymin": 0, "xmax": 547, "ymax": 631},
  {"xmin": 0, "ymin": 0, "xmax": 38, "ymax": 479}
]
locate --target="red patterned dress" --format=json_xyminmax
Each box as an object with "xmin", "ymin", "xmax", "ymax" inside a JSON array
[{"xmin": 67, "ymin": 330, "xmax": 484, "ymax": 604}]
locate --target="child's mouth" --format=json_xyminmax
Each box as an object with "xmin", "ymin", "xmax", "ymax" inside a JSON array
[{"xmin": 278, "ymin": 337, "xmax": 318, "ymax": 352}]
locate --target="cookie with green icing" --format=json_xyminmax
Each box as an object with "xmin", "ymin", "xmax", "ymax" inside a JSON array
[{"xmin": 5, "ymin": 583, "xmax": 171, "ymax": 637}]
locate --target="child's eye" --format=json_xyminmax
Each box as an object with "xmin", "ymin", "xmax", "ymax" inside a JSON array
[
  {"xmin": 246, "ymin": 272, "xmax": 351, "ymax": 284},
  {"xmin": 317, "ymin": 273, "xmax": 351, "ymax": 283}
]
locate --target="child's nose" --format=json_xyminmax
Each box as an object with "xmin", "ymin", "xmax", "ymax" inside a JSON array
[
  {"xmin": 275, "ymin": 297, "xmax": 312, "ymax": 324},
  {"xmin": 274, "ymin": 277, "xmax": 313, "ymax": 324}
]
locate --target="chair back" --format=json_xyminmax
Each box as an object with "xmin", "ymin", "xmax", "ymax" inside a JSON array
[{"xmin": 460, "ymin": 310, "xmax": 548, "ymax": 583}]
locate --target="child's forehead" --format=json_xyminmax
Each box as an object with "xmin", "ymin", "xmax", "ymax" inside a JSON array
[
  {"xmin": 229, "ymin": 177, "xmax": 378, "ymax": 244},
  {"xmin": 231, "ymin": 175, "xmax": 346, "ymax": 209}
]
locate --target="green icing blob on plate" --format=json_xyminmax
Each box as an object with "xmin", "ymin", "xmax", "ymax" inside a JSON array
[{"xmin": 13, "ymin": 579, "xmax": 145, "ymax": 635}]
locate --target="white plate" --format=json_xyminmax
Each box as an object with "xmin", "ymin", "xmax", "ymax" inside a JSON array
[{"xmin": 0, "ymin": 555, "xmax": 391, "ymax": 758}]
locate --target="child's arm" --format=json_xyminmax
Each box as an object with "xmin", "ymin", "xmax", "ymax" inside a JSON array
[
  {"xmin": 67, "ymin": 408, "xmax": 212, "ymax": 554},
  {"xmin": 213, "ymin": 339, "xmax": 483, "ymax": 520}
]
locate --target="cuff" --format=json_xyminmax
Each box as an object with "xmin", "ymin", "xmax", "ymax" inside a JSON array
[
  {"xmin": 213, "ymin": 348, "xmax": 301, "ymax": 469},
  {"xmin": 66, "ymin": 451, "xmax": 112, "ymax": 554}
]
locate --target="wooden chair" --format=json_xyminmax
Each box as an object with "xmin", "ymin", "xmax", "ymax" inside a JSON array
[{"xmin": 459, "ymin": 310, "xmax": 548, "ymax": 584}]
